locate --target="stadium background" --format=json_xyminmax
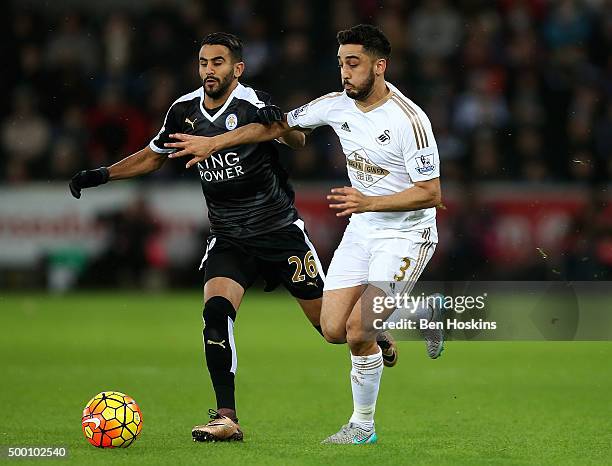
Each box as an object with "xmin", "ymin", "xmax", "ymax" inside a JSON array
[{"xmin": 2, "ymin": 0, "xmax": 611, "ymax": 290}]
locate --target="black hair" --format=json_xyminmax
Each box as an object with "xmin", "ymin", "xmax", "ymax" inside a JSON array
[
  {"xmin": 200, "ymin": 32, "xmax": 243, "ymax": 62},
  {"xmin": 336, "ymin": 24, "xmax": 391, "ymax": 59}
]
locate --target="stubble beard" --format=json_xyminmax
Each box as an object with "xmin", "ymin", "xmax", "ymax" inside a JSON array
[
  {"xmin": 344, "ymin": 70, "xmax": 376, "ymax": 102},
  {"xmin": 203, "ymin": 72, "xmax": 235, "ymax": 99}
]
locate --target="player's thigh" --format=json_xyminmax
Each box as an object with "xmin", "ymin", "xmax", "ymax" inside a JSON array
[
  {"xmin": 295, "ymin": 297, "xmax": 322, "ymax": 326},
  {"xmin": 363, "ymin": 229, "xmax": 437, "ymax": 326},
  {"xmin": 319, "ymin": 224, "xmax": 370, "ymax": 341},
  {"xmin": 324, "ymin": 223, "xmax": 369, "ymax": 293},
  {"xmin": 202, "ymin": 237, "xmax": 258, "ymax": 311},
  {"xmin": 368, "ymin": 229, "xmax": 437, "ymax": 294},
  {"xmin": 320, "ymin": 285, "xmax": 365, "ymax": 342},
  {"xmin": 264, "ymin": 220, "xmax": 325, "ymax": 301}
]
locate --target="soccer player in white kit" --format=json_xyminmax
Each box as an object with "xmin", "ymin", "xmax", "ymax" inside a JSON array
[{"xmin": 166, "ymin": 24, "xmax": 443, "ymax": 445}]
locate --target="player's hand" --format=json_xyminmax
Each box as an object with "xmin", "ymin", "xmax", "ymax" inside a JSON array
[
  {"xmin": 327, "ymin": 187, "xmax": 373, "ymax": 217},
  {"xmin": 69, "ymin": 167, "xmax": 110, "ymax": 199},
  {"xmin": 257, "ymin": 105, "xmax": 283, "ymax": 125},
  {"xmin": 166, "ymin": 134, "xmax": 217, "ymax": 168}
]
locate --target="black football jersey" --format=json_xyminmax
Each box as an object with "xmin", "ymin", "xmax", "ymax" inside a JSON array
[{"xmin": 149, "ymin": 83, "xmax": 298, "ymax": 238}]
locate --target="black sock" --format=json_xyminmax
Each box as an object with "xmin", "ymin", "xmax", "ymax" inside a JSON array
[{"xmin": 203, "ymin": 296, "xmax": 237, "ymax": 411}]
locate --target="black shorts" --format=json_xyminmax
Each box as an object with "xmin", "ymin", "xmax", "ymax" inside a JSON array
[{"xmin": 200, "ymin": 219, "xmax": 325, "ymax": 300}]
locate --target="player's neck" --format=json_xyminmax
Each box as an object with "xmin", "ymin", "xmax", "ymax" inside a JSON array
[
  {"xmin": 356, "ymin": 80, "xmax": 390, "ymax": 109},
  {"xmin": 204, "ymin": 80, "xmax": 239, "ymax": 109}
]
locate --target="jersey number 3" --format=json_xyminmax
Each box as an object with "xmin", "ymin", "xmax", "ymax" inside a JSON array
[
  {"xmin": 288, "ymin": 251, "xmax": 318, "ymax": 283},
  {"xmin": 394, "ymin": 257, "xmax": 411, "ymax": 281}
]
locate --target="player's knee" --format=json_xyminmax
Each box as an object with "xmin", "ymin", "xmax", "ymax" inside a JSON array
[
  {"xmin": 202, "ymin": 296, "xmax": 236, "ymax": 339},
  {"xmin": 203, "ymin": 296, "xmax": 236, "ymax": 322},
  {"xmin": 323, "ymin": 329, "xmax": 346, "ymax": 344},
  {"xmin": 321, "ymin": 321, "xmax": 346, "ymax": 344},
  {"xmin": 345, "ymin": 318, "xmax": 368, "ymax": 348}
]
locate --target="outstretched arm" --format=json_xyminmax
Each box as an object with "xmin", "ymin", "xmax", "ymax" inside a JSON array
[
  {"xmin": 166, "ymin": 120, "xmax": 295, "ymax": 168},
  {"xmin": 166, "ymin": 95, "xmax": 331, "ymax": 168},
  {"xmin": 69, "ymin": 146, "xmax": 166, "ymax": 198},
  {"xmin": 107, "ymin": 146, "xmax": 167, "ymax": 180}
]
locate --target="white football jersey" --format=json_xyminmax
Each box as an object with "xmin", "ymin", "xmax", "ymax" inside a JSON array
[{"xmin": 287, "ymin": 82, "xmax": 439, "ymax": 236}]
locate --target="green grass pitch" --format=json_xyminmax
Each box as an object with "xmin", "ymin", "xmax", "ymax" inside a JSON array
[{"xmin": 1, "ymin": 292, "xmax": 610, "ymax": 465}]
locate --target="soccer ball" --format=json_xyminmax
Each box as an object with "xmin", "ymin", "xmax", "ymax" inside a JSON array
[{"xmin": 81, "ymin": 391, "xmax": 143, "ymax": 448}]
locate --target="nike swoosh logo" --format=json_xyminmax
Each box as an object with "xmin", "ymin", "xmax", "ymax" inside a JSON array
[
  {"xmin": 353, "ymin": 435, "xmax": 371, "ymax": 444},
  {"xmin": 82, "ymin": 417, "xmax": 100, "ymax": 428}
]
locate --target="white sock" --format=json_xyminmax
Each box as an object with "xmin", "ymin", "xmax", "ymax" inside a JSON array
[{"xmin": 348, "ymin": 349, "xmax": 383, "ymax": 431}]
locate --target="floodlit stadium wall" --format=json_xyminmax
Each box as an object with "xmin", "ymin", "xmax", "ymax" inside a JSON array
[{"xmin": 0, "ymin": 183, "xmax": 610, "ymax": 288}]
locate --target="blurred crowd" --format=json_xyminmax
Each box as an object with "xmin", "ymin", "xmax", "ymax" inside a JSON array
[
  {"xmin": 2, "ymin": 0, "xmax": 612, "ymax": 288},
  {"xmin": 3, "ymin": 0, "xmax": 612, "ymax": 184}
]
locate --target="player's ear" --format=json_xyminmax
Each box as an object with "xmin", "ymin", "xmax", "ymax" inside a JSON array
[
  {"xmin": 234, "ymin": 61, "xmax": 245, "ymax": 78},
  {"xmin": 375, "ymin": 58, "xmax": 387, "ymax": 76}
]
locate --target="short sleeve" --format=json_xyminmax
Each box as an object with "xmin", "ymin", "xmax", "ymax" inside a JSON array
[
  {"xmin": 254, "ymin": 90, "xmax": 273, "ymax": 106},
  {"xmin": 402, "ymin": 110, "xmax": 440, "ymax": 181},
  {"xmin": 149, "ymin": 102, "xmax": 183, "ymax": 154},
  {"xmin": 286, "ymin": 93, "xmax": 337, "ymax": 130},
  {"xmin": 253, "ymin": 90, "xmax": 276, "ymax": 124}
]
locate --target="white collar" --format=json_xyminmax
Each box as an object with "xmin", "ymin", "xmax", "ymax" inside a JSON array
[{"xmin": 199, "ymin": 83, "xmax": 244, "ymax": 122}]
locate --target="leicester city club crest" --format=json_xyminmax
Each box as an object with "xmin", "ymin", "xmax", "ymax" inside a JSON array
[{"xmin": 225, "ymin": 113, "xmax": 238, "ymax": 130}]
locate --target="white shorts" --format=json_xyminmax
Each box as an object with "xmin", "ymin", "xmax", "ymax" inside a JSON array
[{"xmin": 324, "ymin": 220, "xmax": 437, "ymax": 294}]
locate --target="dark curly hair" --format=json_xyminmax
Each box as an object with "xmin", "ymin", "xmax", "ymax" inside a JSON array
[
  {"xmin": 337, "ymin": 24, "xmax": 391, "ymax": 60},
  {"xmin": 200, "ymin": 32, "xmax": 243, "ymax": 62}
]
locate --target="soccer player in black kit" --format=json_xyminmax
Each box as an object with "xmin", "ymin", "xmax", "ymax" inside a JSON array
[{"xmin": 69, "ymin": 32, "xmax": 396, "ymax": 443}]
